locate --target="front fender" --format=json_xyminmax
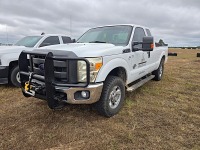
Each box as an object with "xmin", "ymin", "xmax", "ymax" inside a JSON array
[
  {"xmin": 95, "ymin": 58, "xmax": 129, "ymax": 83},
  {"xmin": 1, "ymin": 52, "xmax": 20, "ymax": 66}
]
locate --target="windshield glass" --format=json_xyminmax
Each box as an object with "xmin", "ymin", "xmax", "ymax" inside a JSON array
[
  {"xmin": 15, "ymin": 36, "xmax": 42, "ymax": 47},
  {"xmin": 77, "ymin": 25, "xmax": 133, "ymax": 46}
]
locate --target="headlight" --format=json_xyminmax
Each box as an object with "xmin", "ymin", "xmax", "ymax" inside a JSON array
[{"xmin": 78, "ymin": 57, "xmax": 103, "ymax": 82}]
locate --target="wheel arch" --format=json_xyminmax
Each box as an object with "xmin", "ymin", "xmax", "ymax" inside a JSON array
[
  {"xmin": 161, "ymin": 55, "xmax": 166, "ymax": 62},
  {"xmin": 9, "ymin": 60, "xmax": 18, "ymax": 71},
  {"xmin": 106, "ymin": 67, "xmax": 127, "ymax": 82},
  {"xmin": 95, "ymin": 58, "xmax": 129, "ymax": 83},
  {"xmin": 160, "ymin": 51, "xmax": 167, "ymax": 64},
  {"xmin": 8, "ymin": 60, "xmax": 18, "ymax": 80}
]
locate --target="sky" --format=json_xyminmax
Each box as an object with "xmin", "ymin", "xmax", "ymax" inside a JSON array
[{"xmin": 0, "ymin": 0, "xmax": 200, "ymax": 47}]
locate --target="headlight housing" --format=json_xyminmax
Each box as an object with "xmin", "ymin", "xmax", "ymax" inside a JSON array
[{"xmin": 78, "ymin": 57, "xmax": 103, "ymax": 82}]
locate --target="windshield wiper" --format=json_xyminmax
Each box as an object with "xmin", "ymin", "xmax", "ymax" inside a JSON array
[{"xmin": 89, "ymin": 41, "xmax": 107, "ymax": 43}]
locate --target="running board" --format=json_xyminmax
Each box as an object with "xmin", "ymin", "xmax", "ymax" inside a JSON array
[{"xmin": 127, "ymin": 75, "xmax": 155, "ymax": 92}]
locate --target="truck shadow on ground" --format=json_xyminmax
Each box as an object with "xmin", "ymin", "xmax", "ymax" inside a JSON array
[
  {"xmin": 0, "ymin": 81, "xmax": 153, "ymax": 125},
  {"xmin": 29, "ymin": 83, "xmax": 149, "ymax": 123}
]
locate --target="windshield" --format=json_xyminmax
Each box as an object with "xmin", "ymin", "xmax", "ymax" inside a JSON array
[
  {"xmin": 77, "ymin": 25, "xmax": 133, "ymax": 46},
  {"xmin": 15, "ymin": 36, "xmax": 42, "ymax": 47}
]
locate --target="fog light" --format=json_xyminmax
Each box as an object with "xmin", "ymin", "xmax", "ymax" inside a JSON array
[
  {"xmin": 74, "ymin": 91, "xmax": 90, "ymax": 100},
  {"xmin": 81, "ymin": 91, "xmax": 89, "ymax": 98}
]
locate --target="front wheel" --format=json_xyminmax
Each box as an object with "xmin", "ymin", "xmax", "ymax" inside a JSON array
[
  {"xmin": 10, "ymin": 66, "xmax": 21, "ymax": 87},
  {"xmin": 95, "ymin": 76, "xmax": 125, "ymax": 117}
]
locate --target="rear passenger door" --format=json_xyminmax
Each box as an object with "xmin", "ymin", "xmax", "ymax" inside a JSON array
[
  {"xmin": 144, "ymin": 29, "xmax": 158, "ymax": 72},
  {"xmin": 39, "ymin": 36, "xmax": 60, "ymax": 47},
  {"xmin": 144, "ymin": 29, "xmax": 153, "ymax": 64}
]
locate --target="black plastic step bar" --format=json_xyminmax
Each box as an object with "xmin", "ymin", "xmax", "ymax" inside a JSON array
[{"xmin": 18, "ymin": 50, "xmax": 90, "ymax": 109}]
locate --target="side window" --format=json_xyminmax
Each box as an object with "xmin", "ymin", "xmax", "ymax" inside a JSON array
[
  {"xmin": 146, "ymin": 29, "xmax": 152, "ymax": 36},
  {"xmin": 62, "ymin": 36, "xmax": 72, "ymax": 44},
  {"xmin": 133, "ymin": 27, "xmax": 146, "ymax": 49},
  {"xmin": 39, "ymin": 36, "xmax": 60, "ymax": 47}
]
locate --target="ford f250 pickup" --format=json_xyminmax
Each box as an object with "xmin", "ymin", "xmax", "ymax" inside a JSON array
[{"xmin": 18, "ymin": 24, "xmax": 168, "ymax": 117}]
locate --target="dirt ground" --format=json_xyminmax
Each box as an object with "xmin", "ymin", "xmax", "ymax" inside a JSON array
[{"xmin": 0, "ymin": 49, "xmax": 200, "ymax": 150}]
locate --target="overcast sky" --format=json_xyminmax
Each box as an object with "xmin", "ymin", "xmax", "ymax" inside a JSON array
[{"xmin": 0, "ymin": 0, "xmax": 199, "ymax": 46}]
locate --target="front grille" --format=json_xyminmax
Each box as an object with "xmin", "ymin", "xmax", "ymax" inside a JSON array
[
  {"xmin": 19, "ymin": 51, "xmax": 90, "ymax": 91},
  {"xmin": 28, "ymin": 54, "xmax": 77, "ymax": 84}
]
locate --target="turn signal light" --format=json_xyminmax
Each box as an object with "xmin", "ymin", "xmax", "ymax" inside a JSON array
[
  {"xmin": 150, "ymin": 43, "xmax": 154, "ymax": 49},
  {"xmin": 95, "ymin": 63, "xmax": 102, "ymax": 71}
]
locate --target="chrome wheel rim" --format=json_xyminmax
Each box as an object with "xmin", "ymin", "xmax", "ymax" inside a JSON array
[
  {"xmin": 109, "ymin": 86, "xmax": 122, "ymax": 109},
  {"xmin": 16, "ymin": 72, "xmax": 21, "ymax": 83},
  {"xmin": 159, "ymin": 64, "xmax": 163, "ymax": 77}
]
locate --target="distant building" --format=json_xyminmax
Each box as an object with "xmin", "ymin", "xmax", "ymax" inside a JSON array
[{"xmin": 0, "ymin": 43, "xmax": 13, "ymax": 46}]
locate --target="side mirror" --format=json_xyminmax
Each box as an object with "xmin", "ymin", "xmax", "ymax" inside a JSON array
[
  {"xmin": 132, "ymin": 36, "xmax": 154, "ymax": 51},
  {"xmin": 142, "ymin": 36, "xmax": 154, "ymax": 51}
]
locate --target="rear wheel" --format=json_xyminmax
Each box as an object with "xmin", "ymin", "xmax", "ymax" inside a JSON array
[
  {"xmin": 95, "ymin": 76, "xmax": 125, "ymax": 117},
  {"xmin": 10, "ymin": 66, "xmax": 21, "ymax": 87},
  {"xmin": 153, "ymin": 58, "xmax": 165, "ymax": 81}
]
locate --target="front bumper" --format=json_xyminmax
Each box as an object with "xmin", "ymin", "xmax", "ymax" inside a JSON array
[
  {"xmin": 19, "ymin": 50, "xmax": 101, "ymax": 109},
  {"xmin": 0, "ymin": 66, "xmax": 9, "ymax": 84},
  {"xmin": 56, "ymin": 83, "xmax": 103, "ymax": 104}
]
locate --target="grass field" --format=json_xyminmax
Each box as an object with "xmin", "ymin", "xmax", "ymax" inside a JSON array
[{"xmin": 0, "ymin": 49, "xmax": 200, "ymax": 150}]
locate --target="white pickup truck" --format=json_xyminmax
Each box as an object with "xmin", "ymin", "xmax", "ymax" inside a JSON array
[
  {"xmin": 19, "ymin": 24, "xmax": 168, "ymax": 117},
  {"xmin": 0, "ymin": 34, "xmax": 72, "ymax": 87}
]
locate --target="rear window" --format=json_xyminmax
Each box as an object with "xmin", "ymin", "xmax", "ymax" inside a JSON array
[
  {"xmin": 146, "ymin": 29, "xmax": 152, "ymax": 36},
  {"xmin": 39, "ymin": 36, "xmax": 60, "ymax": 47},
  {"xmin": 62, "ymin": 36, "xmax": 72, "ymax": 43}
]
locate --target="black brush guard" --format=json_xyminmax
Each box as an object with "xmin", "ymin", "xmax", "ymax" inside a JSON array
[{"xmin": 18, "ymin": 50, "xmax": 90, "ymax": 109}]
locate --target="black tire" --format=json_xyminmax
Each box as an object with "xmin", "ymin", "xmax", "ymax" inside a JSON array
[
  {"xmin": 10, "ymin": 66, "xmax": 21, "ymax": 87},
  {"xmin": 95, "ymin": 76, "xmax": 125, "ymax": 117},
  {"xmin": 197, "ymin": 53, "xmax": 200, "ymax": 57},
  {"xmin": 152, "ymin": 58, "xmax": 165, "ymax": 81},
  {"xmin": 168, "ymin": 52, "xmax": 177, "ymax": 56}
]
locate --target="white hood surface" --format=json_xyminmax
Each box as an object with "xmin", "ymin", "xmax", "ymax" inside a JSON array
[
  {"xmin": 0, "ymin": 46, "xmax": 30, "ymax": 54},
  {"xmin": 40, "ymin": 43, "xmax": 125, "ymax": 57}
]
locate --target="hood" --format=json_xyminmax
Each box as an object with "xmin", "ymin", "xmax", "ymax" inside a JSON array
[
  {"xmin": 39, "ymin": 43, "xmax": 125, "ymax": 57},
  {"xmin": 0, "ymin": 46, "xmax": 30, "ymax": 54}
]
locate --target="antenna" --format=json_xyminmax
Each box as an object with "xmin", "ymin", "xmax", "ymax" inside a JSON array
[
  {"xmin": 5, "ymin": 24, "xmax": 8, "ymax": 45},
  {"xmin": 70, "ymin": 15, "xmax": 72, "ymax": 37}
]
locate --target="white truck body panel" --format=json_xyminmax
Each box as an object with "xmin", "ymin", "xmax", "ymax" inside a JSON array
[
  {"xmin": 41, "ymin": 25, "xmax": 168, "ymax": 85},
  {"xmin": 0, "ymin": 34, "xmax": 67, "ymax": 66},
  {"xmin": 41, "ymin": 43, "xmax": 125, "ymax": 57},
  {"xmin": 18, "ymin": 24, "xmax": 168, "ymax": 116},
  {"xmin": 0, "ymin": 34, "xmax": 71, "ymax": 85}
]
